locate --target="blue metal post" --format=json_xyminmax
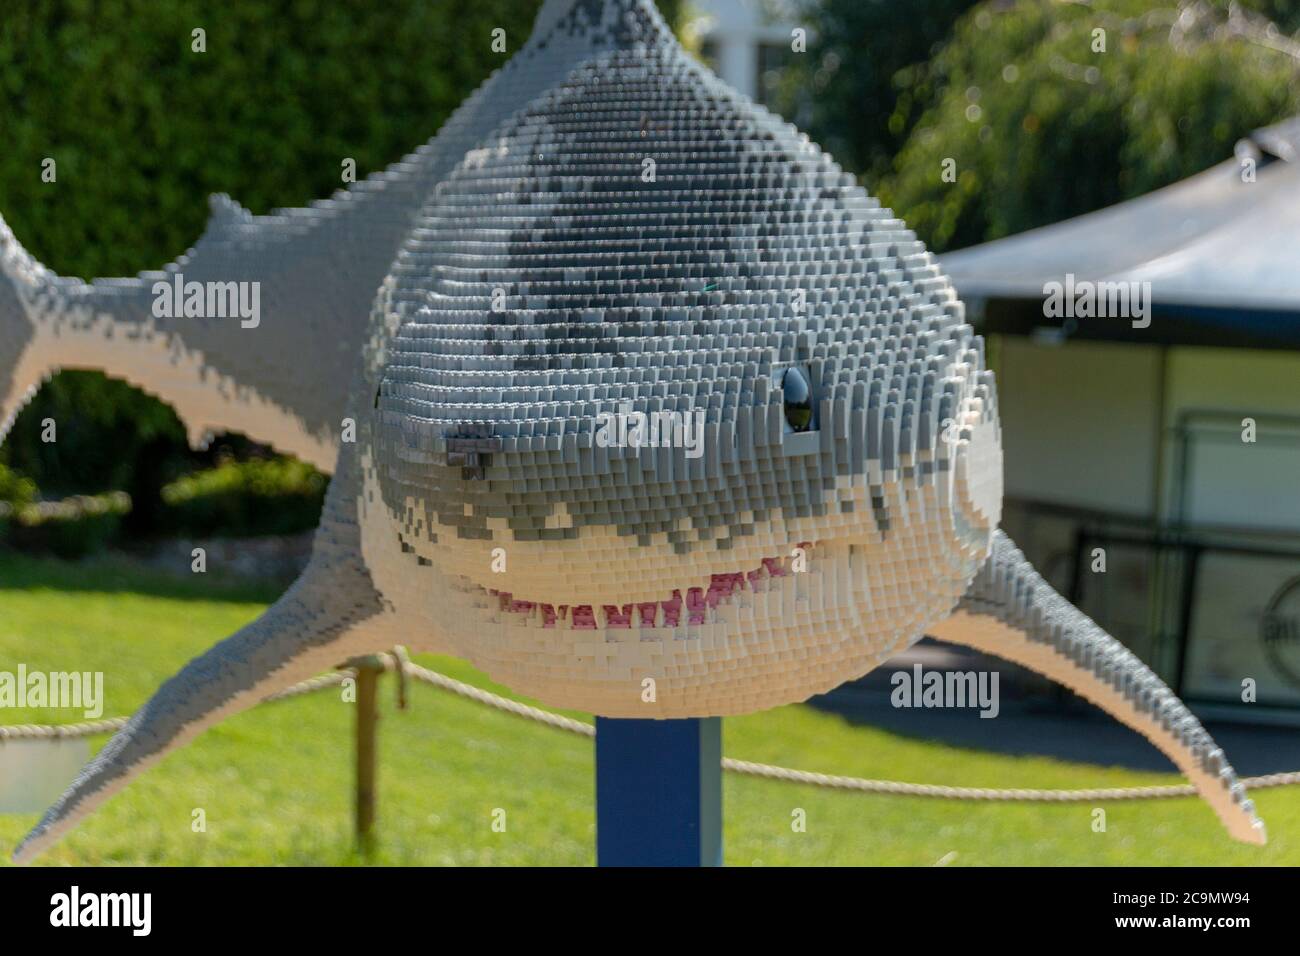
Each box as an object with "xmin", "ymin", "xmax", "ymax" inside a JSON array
[{"xmin": 595, "ymin": 716, "xmax": 723, "ymax": 866}]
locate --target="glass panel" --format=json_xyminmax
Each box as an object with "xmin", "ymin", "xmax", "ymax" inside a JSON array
[
  {"xmin": 1183, "ymin": 551, "xmax": 1300, "ymax": 707},
  {"xmin": 1076, "ymin": 541, "xmax": 1159, "ymax": 667}
]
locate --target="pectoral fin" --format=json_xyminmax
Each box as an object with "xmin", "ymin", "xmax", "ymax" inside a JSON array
[
  {"xmin": 930, "ymin": 531, "xmax": 1266, "ymax": 845},
  {"xmin": 12, "ymin": 454, "xmax": 395, "ymax": 863}
]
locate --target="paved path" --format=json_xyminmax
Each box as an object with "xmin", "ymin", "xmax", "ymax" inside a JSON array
[{"xmin": 811, "ymin": 639, "xmax": 1300, "ymax": 776}]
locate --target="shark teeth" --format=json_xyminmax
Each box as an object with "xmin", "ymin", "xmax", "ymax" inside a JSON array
[{"xmin": 485, "ymin": 551, "xmax": 806, "ymax": 630}]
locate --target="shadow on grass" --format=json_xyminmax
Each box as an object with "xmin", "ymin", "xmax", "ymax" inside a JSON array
[{"xmin": 809, "ymin": 640, "xmax": 1300, "ymax": 777}]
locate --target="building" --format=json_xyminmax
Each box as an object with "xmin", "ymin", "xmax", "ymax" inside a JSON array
[
  {"xmin": 942, "ymin": 118, "xmax": 1300, "ymax": 721},
  {"xmin": 685, "ymin": 0, "xmax": 806, "ymax": 106}
]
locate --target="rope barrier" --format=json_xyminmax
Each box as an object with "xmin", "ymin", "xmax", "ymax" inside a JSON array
[
  {"xmin": 0, "ymin": 717, "xmax": 129, "ymax": 740},
  {"xmin": 4, "ymin": 654, "xmax": 1299, "ymax": 802}
]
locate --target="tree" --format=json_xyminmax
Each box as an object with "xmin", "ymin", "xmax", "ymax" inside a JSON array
[
  {"xmin": 775, "ymin": 0, "xmax": 978, "ymax": 185},
  {"xmin": 875, "ymin": 0, "xmax": 1300, "ymax": 252}
]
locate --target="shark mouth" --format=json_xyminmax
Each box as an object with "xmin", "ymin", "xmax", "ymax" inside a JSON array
[{"xmin": 483, "ymin": 546, "xmax": 811, "ymax": 631}]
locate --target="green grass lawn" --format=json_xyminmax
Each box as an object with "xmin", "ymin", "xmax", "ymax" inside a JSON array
[{"xmin": 1, "ymin": 551, "xmax": 1297, "ymax": 866}]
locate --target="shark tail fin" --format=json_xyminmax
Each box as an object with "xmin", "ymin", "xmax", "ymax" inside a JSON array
[
  {"xmin": 931, "ymin": 530, "xmax": 1266, "ymax": 846},
  {"xmin": 0, "ymin": 210, "xmax": 54, "ymax": 442}
]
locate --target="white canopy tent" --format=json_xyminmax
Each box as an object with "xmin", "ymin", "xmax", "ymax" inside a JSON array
[{"xmin": 939, "ymin": 118, "xmax": 1300, "ymax": 349}]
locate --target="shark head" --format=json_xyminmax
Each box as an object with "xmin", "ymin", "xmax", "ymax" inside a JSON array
[{"xmin": 356, "ymin": 0, "xmax": 1003, "ymax": 717}]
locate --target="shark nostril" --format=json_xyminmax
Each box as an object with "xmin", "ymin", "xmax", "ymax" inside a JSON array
[{"xmin": 445, "ymin": 431, "xmax": 504, "ymax": 481}]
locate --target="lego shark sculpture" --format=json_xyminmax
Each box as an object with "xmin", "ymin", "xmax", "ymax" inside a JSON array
[{"xmin": 5, "ymin": 0, "xmax": 1265, "ymax": 860}]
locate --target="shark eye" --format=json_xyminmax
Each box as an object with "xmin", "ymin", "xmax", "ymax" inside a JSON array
[{"xmin": 781, "ymin": 366, "xmax": 813, "ymax": 432}]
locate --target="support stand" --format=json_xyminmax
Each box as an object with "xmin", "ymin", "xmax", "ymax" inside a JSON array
[{"xmin": 595, "ymin": 716, "xmax": 723, "ymax": 866}]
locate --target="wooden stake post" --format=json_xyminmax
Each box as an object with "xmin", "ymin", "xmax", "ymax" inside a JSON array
[{"xmin": 347, "ymin": 655, "xmax": 386, "ymax": 854}]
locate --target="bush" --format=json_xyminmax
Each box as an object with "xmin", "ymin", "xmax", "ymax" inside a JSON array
[
  {"xmin": 160, "ymin": 459, "xmax": 327, "ymax": 538},
  {"xmin": 1, "ymin": 371, "xmax": 189, "ymax": 499},
  {"xmin": 0, "ymin": 492, "xmax": 131, "ymax": 559},
  {"xmin": 0, "ymin": 463, "xmax": 36, "ymax": 508}
]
